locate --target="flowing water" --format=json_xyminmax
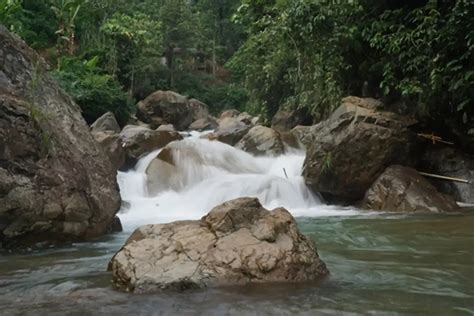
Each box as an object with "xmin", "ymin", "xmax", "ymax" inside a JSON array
[{"xmin": 1, "ymin": 135, "xmax": 473, "ymax": 315}]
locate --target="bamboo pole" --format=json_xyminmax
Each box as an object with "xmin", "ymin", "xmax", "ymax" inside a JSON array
[
  {"xmin": 417, "ymin": 133, "xmax": 454, "ymax": 145},
  {"xmin": 418, "ymin": 171, "xmax": 470, "ymax": 184}
]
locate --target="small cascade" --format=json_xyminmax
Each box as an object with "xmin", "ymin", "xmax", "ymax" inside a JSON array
[{"xmin": 117, "ymin": 135, "xmax": 359, "ymax": 231}]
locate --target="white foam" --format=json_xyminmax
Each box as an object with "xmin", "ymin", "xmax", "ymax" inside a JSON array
[{"xmin": 117, "ymin": 134, "xmax": 362, "ymax": 232}]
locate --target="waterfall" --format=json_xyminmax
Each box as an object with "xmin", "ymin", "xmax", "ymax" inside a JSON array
[{"xmin": 117, "ymin": 134, "xmax": 359, "ymax": 231}]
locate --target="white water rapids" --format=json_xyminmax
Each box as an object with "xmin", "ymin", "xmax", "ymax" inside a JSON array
[{"xmin": 117, "ymin": 132, "xmax": 360, "ymax": 231}]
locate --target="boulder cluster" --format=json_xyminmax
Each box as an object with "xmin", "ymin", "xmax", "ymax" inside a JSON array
[
  {"xmin": 91, "ymin": 89, "xmax": 300, "ymax": 173},
  {"xmin": 300, "ymin": 96, "xmax": 466, "ymax": 212}
]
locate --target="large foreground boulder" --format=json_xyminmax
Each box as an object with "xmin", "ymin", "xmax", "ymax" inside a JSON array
[
  {"xmin": 303, "ymin": 97, "xmax": 418, "ymax": 203},
  {"xmin": 0, "ymin": 26, "xmax": 121, "ymax": 247},
  {"xmin": 109, "ymin": 198, "xmax": 328, "ymax": 292},
  {"xmin": 363, "ymin": 165, "xmax": 459, "ymax": 212},
  {"xmin": 136, "ymin": 91, "xmax": 208, "ymax": 130},
  {"xmin": 235, "ymin": 126, "xmax": 284, "ymax": 156}
]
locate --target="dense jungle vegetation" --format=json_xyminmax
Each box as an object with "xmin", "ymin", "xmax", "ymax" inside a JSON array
[{"xmin": 1, "ymin": 0, "xmax": 472, "ymax": 144}]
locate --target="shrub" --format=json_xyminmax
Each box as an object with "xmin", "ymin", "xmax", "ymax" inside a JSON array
[{"xmin": 52, "ymin": 56, "xmax": 132, "ymax": 125}]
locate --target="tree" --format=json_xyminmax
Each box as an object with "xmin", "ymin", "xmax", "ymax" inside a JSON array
[
  {"xmin": 50, "ymin": 0, "xmax": 82, "ymax": 62},
  {"xmin": 159, "ymin": 0, "xmax": 198, "ymax": 87},
  {"xmin": 101, "ymin": 12, "xmax": 162, "ymax": 96}
]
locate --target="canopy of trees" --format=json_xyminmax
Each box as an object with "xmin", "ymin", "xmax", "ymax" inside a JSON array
[
  {"xmin": 0, "ymin": 0, "xmax": 247, "ymax": 124},
  {"xmin": 1, "ymin": 0, "xmax": 472, "ymax": 144}
]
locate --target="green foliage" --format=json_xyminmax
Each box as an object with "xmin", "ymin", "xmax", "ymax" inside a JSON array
[
  {"xmin": 52, "ymin": 56, "xmax": 132, "ymax": 125},
  {"xmin": 0, "ymin": 0, "xmax": 25, "ymax": 34},
  {"xmin": 1, "ymin": 0, "xmax": 247, "ymax": 121},
  {"xmin": 175, "ymin": 72, "xmax": 248, "ymax": 114},
  {"xmin": 232, "ymin": 0, "xmax": 473, "ymax": 140},
  {"xmin": 3, "ymin": 0, "xmax": 472, "ymax": 140},
  {"xmin": 101, "ymin": 12, "xmax": 161, "ymax": 47},
  {"xmin": 230, "ymin": 0, "xmax": 361, "ymax": 120},
  {"xmin": 0, "ymin": 0, "xmax": 57, "ymax": 49},
  {"xmin": 101, "ymin": 11, "xmax": 163, "ymax": 93},
  {"xmin": 362, "ymin": 1, "xmax": 474, "ymax": 122},
  {"xmin": 50, "ymin": 0, "xmax": 82, "ymax": 56},
  {"xmin": 320, "ymin": 152, "xmax": 332, "ymax": 175}
]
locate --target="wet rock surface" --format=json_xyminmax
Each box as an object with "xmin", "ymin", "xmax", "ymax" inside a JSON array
[
  {"xmin": 109, "ymin": 198, "xmax": 328, "ymax": 292},
  {"xmin": 0, "ymin": 26, "xmax": 121, "ymax": 247},
  {"xmin": 363, "ymin": 165, "xmax": 460, "ymax": 212}
]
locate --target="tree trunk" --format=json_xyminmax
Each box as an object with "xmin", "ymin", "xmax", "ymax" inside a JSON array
[{"xmin": 166, "ymin": 45, "xmax": 175, "ymax": 88}]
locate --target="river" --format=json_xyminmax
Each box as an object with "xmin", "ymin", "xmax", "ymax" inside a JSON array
[{"xmin": 1, "ymin": 136, "xmax": 473, "ymax": 315}]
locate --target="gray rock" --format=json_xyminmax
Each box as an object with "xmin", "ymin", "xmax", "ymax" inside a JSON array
[
  {"xmin": 189, "ymin": 98, "xmax": 209, "ymax": 121},
  {"xmin": 303, "ymin": 96, "xmax": 419, "ymax": 203},
  {"xmin": 91, "ymin": 131, "xmax": 126, "ymax": 171},
  {"xmin": 363, "ymin": 165, "xmax": 459, "ymax": 212},
  {"xmin": 289, "ymin": 125, "xmax": 318, "ymax": 149},
  {"xmin": 206, "ymin": 117, "xmax": 251, "ymax": 145},
  {"xmin": 156, "ymin": 124, "xmax": 176, "ymax": 132},
  {"xmin": 136, "ymin": 90, "xmax": 194, "ymax": 130},
  {"xmin": 188, "ymin": 117, "xmax": 218, "ymax": 131},
  {"xmin": 219, "ymin": 109, "xmax": 240, "ymax": 120},
  {"xmin": 280, "ymin": 131, "xmax": 303, "ymax": 150},
  {"xmin": 120, "ymin": 125, "xmax": 182, "ymax": 160},
  {"xmin": 271, "ymin": 108, "xmax": 312, "ymax": 132},
  {"xmin": 235, "ymin": 112, "xmax": 253, "ymax": 125},
  {"xmin": 109, "ymin": 198, "xmax": 328, "ymax": 292},
  {"xmin": 235, "ymin": 126, "xmax": 284, "ymax": 156},
  {"xmin": 0, "ymin": 26, "xmax": 121, "ymax": 247},
  {"xmin": 90, "ymin": 111, "xmax": 120, "ymax": 133}
]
